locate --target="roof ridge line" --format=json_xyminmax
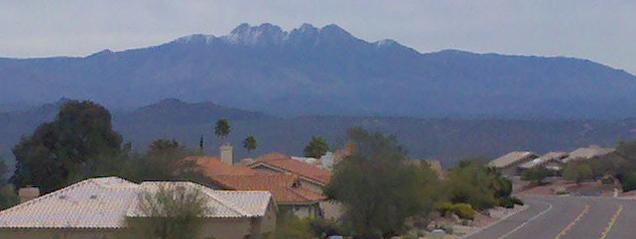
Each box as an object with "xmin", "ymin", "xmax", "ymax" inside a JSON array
[
  {"xmin": 192, "ymin": 183, "xmax": 251, "ymax": 216},
  {"xmin": 0, "ymin": 178, "xmax": 96, "ymax": 216}
]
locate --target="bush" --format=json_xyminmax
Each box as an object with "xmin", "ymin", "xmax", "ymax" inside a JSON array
[
  {"xmin": 522, "ymin": 167, "xmax": 550, "ymax": 185},
  {"xmin": 622, "ymin": 172, "xmax": 636, "ymax": 192},
  {"xmin": 268, "ymin": 213, "xmax": 313, "ymax": 239},
  {"xmin": 308, "ymin": 218, "xmax": 346, "ymax": 237},
  {"xmin": 511, "ymin": 197, "xmax": 524, "ymax": 206},
  {"xmin": 444, "ymin": 162, "xmax": 498, "ymax": 210},
  {"xmin": 435, "ymin": 202, "xmax": 476, "ymax": 220},
  {"xmin": 435, "ymin": 202, "xmax": 455, "ymax": 216},
  {"xmin": 0, "ymin": 184, "xmax": 19, "ymax": 210},
  {"xmin": 498, "ymin": 198, "xmax": 515, "ymax": 208},
  {"xmin": 452, "ymin": 203, "xmax": 476, "ymax": 220}
]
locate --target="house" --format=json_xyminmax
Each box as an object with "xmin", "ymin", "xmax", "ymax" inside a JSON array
[
  {"xmin": 249, "ymin": 153, "xmax": 332, "ymax": 193},
  {"xmin": 518, "ymin": 152, "xmax": 568, "ymax": 172},
  {"xmin": 189, "ymin": 148, "xmax": 333, "ymax": 219},
  {"xmin": 211, "ymin": 174, "xmax": 326, "ymax": 218},
  {"xmin": 0, "ymin": 177, "xmax": 276, "ymax": 239},
  {"xmin": 488, "ymin": 151, "xmax": 539, "ymax": 176},
  {"xmin": 562, "ymin": 145, "xmax": 615, "ymax": 163}
]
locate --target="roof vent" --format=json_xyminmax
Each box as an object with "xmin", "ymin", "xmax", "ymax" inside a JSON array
[{"xmin": 90, "ymin": 195, "xmax": 98, "ymax": 199}]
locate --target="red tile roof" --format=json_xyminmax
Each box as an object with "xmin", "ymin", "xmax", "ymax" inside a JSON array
[
  {"xmin": 188, "ymin": 155, "xmax": 325, "ymax": 205},
  {"xmin": 187, "ymin": 156, "xmax": 257, "ymax": 176},
  {"xmin": 211, "ymin": 174, "xmax": 326, "ymax": 204},
  {"xmin": 251, "ymin": 154, "xmax": 332, "ymax": 185}
]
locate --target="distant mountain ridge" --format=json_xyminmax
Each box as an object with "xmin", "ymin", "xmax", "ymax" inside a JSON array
[
  {"xmin": 3, "ymin": 99, "xmax": 636, "ymax": 168},
  {"xmin": 1, "ymin": 23, "xmax": 635, "ymax": 118}
]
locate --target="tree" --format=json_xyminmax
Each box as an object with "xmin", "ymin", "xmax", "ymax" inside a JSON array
[
  {"xmin": 121, "ymin": 185, "xmax": 211, "ymax": 239},
  {"xmin": 126, "ymin": 139, "xmax": 201, "ymax": 182},
  {"xmin": 267, "ymin": 213, "xmax": 314, "ymax": 239},
  {"xmin": 214, "ymin": 119, "xmax": 231, "ymax": 144},
  {"xmin": 324, "ymin": 128, "xmax": 436, "ymax": 238},
  {"xmin": 243, "ymin": 136, "xmax": 257, "ymax": 154},
  {"xmin": 199, "ymin": 135, "xmax": 204, "ymax": 153},
  {"xmin": 11, "ymin": 100, "xmax": 124, "ymax": 193},
  {"xmin": 563, "ymin": 162, "xmax": 593, "ymax": 184},
  {"xmin": 0, "ymin": 159, "xmax": 19, "ymax": 210},
  {"xmin": 443, "ymin": 162, "xmax": 499, "ymax": 210},
  {"xmin": 0, "ymin": 158, "xmax": 7, "ymax": 182},
  {"xmin": 303, "ymin": 136, "xmax": 329, "ymax": 158},
  {"xmin": 522, "ymin": 166, "xmax": 551, "ymax": 185}
]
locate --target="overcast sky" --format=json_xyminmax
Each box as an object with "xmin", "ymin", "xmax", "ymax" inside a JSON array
[{"xmin": 1, "ymin": 0, "xmax": 634, "ymax": 74}]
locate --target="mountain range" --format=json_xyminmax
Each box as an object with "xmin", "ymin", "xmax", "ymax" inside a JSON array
[
  {"xmin": 1, "ymin": 23, "xmax": 635, "ymax": 118},
  {"xmin": 3, "ymin": 99, "xmax": 636, "ymax": 169}
]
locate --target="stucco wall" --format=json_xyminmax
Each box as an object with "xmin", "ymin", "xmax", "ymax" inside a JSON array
[
  {"xmin": 0, "ymin": 203, "xmax": 277, "ymax": 239},
  {"xmin": 0, "ymin": 229, "xmax": 117, "ymax": 239}
]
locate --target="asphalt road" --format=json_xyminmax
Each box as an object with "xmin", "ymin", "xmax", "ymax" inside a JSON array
[{"xmin": 465, "ymin": 196, "xmax": 634, "ymax": 239}]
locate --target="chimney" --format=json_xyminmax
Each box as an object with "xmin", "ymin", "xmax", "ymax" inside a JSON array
[
  {"xmin": 18, "ymin": 186, "xmax": 40, "ymax": 203},
  {"xmin": 220, "ymin": 144, "xmax": 233, "ymax": 165}
]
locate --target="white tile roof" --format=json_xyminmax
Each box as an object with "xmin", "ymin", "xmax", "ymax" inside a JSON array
[
  {"xmin": 518, "ymin": 152, "xmax": 568, "ymax": 169},
  {"xmin": 0, "ymin": 177, "xmax": 272, "ymax": 229},
  {"xmin": 488, "ymin": 151, "xmax": 537, "ymax": 168},
  {"xmin": 562, "ymin": 145, "xmax": 614, "ymax": 163}
]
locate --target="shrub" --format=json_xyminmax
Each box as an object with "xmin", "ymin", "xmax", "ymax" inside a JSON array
[
  {"xmin": 511, "ymin": 197, "xmax": 524, "ymax": 206},
  {"xmin": 452, "ymin": 203, "xmax": 476, "ymax": 220},
  {"xmin": 308, "ymin": 218, "xmax": 346, "ymax": 237},
  {"xmin": 622, "ymin": 172, "xmax": 636, "ymax": 192},
  {"xmin": 436, "ymin": 202, "xmax": 476, "ymax": 220},
  {"xmin": 435, "ymin": 202, "xmax": 455, "ymax": 216},
  {"xmin": 498, "ymin": 198, "xmax": 515, "ymax": 208},
  {"xmin": 522, "ymin": 167, "xmax": 550, "ymax": 185}
]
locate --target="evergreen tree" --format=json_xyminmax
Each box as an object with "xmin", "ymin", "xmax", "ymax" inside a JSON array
[
  {"xmin": 303, "ymin": 136, "xmax": 329, "ymax": 158},
  {"xmin": 11, "ymin": 100, "xmax": 124, "ymax": 193}
]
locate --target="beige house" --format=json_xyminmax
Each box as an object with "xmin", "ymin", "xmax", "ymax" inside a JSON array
[
  {"xmin": 0, "ymin": 177, "xmax": 276, "ymax": 239},
  {"xmin": 562, "ymin": 145, "xmax": 615, "ymax": 163},
  {"xmin": 488, "ymin": 151, "xmax": 539, "ymax": 176},
  {"xmin": 518, "ymin": 151, "xmax": 568, "ymax": 172},
  {"xmin": 249, "ymin": 153, "xmax": 331, "ymax": 193},
  {"xmin": 190, "ymin": 154, "xmax": 328, "ymax": 219}
]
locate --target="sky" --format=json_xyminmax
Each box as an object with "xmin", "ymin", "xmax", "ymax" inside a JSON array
[{"xmin": 0, "ymin": 0, "xmax": 634, "ymax": 74}]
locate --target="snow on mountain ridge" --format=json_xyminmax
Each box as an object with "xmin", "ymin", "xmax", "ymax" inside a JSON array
[{"xmin": 173, "ymin": 23, "xmax": 403, "ymax": 48}]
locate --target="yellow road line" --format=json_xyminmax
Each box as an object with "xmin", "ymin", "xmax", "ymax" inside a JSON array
[
  {"xmin": 494, "ymin": 202, "xmax": 552, "ymax": 239},
  {"xmin": 599, "ymin": 205, "xmax": 623, "ymax": 239},
  {"xmin": 554, "ymin": 204, "xmax": 590, "ymax": 239}
]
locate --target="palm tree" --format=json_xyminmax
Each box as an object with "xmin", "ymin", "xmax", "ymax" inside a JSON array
[
  {"xmin": 243, "ymin": 136, "xmax": 257, "ymax": 155},
  {"xmin": 214, "ymin": 119, "xmax": 231, "ymax": 145}
]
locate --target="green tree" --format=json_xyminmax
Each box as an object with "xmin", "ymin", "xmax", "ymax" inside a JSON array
[
  {"xmin": 563, "ymin": 162, "xmax": 593, "ymax": 184},
  {"xmin": 444, "ymin": 161, "xmax": 499, "ymax": 210},
  {"xmin": 126, "ymin": 139, "xmax": 201, "ymax": 182},
  {"xmin": 0, "ymin": 158, "xmax": 7, "ymax": 182},
  {"xmin": 214, "ymin": 119, "xmax": 231, "ymax": 144},
  {"xmin": 267, "ymin": 213, "xmax": 314, "ymax": 239},
  {"xmin": 522, "ymin": 167, "xmax": 551, "ymax": 185},
  {"xmin": 303, "ymin": 136, "xmax": 329, "ymax": 158},
  {"xmin": 121, "ymin": 185, "xmax": 211, "ymax": 239},
  {"xmin": 324, "ymin": 128, "xmax": 436, "ymax": 238},
  {"xmin": 0, "ymin": 159, "xmax": 19, "ymax": 210},
  {"xmin": 243, "ymin": 135, "xmax": 257, "ymax": 154},
  {"xmin": 11, "ymin": 100, "xmax": 124, "ymax": 193},
  {"xmin": 622, "ymin": 172, "xmax": 636, "ymax": 192}
]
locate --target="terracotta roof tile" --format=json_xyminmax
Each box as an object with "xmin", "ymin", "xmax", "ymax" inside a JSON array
[
  {"xmin": 212, "ymin": 174, "xmax": 325, "ymax": 204},
  {"xmin": 251, "ymin": 154, "xmax": 332, "ymax": 185},
  {"xmin": 188, "ymin": 156, "xmax": 257, "ymax": 176}
]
